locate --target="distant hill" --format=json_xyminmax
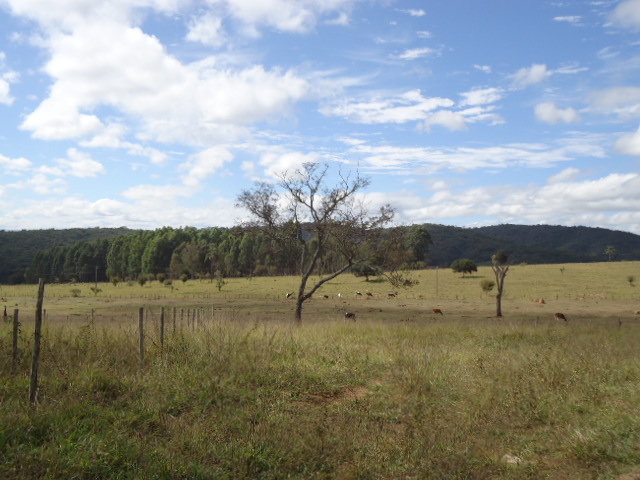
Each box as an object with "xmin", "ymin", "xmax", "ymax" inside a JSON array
[
  {"xmin": 0, "ymin": 227, "xmax": 131, "ymax": 284},
  {"xmin": 1, "ymin": 224, "xmax": 639, "ymax": 283},
  {"xmin": 425, "ymin": 224, "xmax": 640, "ymax": 267}
]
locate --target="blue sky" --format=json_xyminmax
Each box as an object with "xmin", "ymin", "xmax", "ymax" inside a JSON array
[{"xmin": 1, "ymin": 0, "xmax": 639, "ymax": 233}]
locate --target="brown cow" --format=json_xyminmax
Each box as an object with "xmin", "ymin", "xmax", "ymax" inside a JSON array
[
  {"xmin": 554, "ymin": 312, "xmax": 568, "ymax": 321},
  {"xmin": 432, "ymin": 308, "xmax": 443, "ymax": 315}
]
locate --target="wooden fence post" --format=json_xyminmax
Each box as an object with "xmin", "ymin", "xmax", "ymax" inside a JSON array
[
  {"xmin": 172, "ymin": 307, "xmax": 177, "ymax": 335},
  {"xmin": 138, "ymin": 307, "xmax": 145, "ymax": 368},
  {"xmin": 29, "ymin": 279, "xmax": 46, "ymax": 407},
  {"xmin": 12, "ymin": 309, "xmax": 20, "ymax": 371},
  {"xmin": 160, "ymin": 307, "xmax": 165, "ymax": 350}
]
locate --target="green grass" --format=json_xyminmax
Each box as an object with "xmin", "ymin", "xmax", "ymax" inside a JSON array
[{"xmin": 1, "ymin": 262, "xmax": 640, "ymax": 478}]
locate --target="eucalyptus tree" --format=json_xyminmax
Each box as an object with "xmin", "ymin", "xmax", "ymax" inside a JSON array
[
  {"xmin": 237, "ymin": 162, "xmax": 395, "ymax": 323},
  {"xmin": 491, "ymin": 250, "xmax": 510, "ymax": 318}
]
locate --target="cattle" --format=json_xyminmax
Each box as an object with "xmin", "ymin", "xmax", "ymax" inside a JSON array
[
  {"xmin": 286, "ymin": 292, "xmax": 294, "ymax": 299},
  {"xmin": 634, "ymin": 310, "xmax": 640, "ymax": 315},
  {"xmin": 355, "ymin": 291, "xmax": 363, "ymax": 296},
  {"xmin": 366, "ymin": 292, "xmax": 373, "ymax": 297},
  {"xmin": 554, "ymin": 312, "xmax": 568, "ymax": 321},
  {"xmin": 344, "ymin": 312, "xmax": 356, "ymax": 320},
  {"xmin": 432, "ymin": 308, "xmax": 443, "ymax": 315},
  {"xmin": 338, "ymin": 293, "xmax": 343, "ymax": 299},
  {"xmin": 388, "ymin": 292, "xmax": 397, "ymax": 298},
  {"xmin": 323, "ymin": 295, "xmax": 329, "ymax": 299}
]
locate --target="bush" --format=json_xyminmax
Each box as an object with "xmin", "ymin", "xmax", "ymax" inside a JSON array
[{"xmin": 480, "ymin": 279, "xmax": 495, "ymax": 293}]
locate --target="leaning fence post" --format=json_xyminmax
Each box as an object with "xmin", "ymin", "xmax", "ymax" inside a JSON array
[
  {"xmin": 29, "ymin": 279, "xmax": 46, "ymax": 407},
  {"xmin": 12, "ymin": 309, "xmax": 20, "ymax": 371},
  {"xmin": 138, "ymin": 307, "xmax": 145, "ymax": 368}
]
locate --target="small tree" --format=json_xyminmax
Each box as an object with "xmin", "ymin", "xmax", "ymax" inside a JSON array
[
  {"xmin": 351, "ymin": 262, "xmax": 381, "ymax": 281},
  {"xmin": 491, "ymin": 250, "xmax": 509, "ymax": 317},
  {"xmin": 451, "ymin": 258, "xmax": 478, "ymax": 277},
  {"xmin": 237, "ymin": 162, "xmax": 395, "ymax": 323},
  {"xmin": 604, "ymin": 245, "xmax": 617, "ymax": 261},
  {"xmin": 215, "ymin": 270, "xmax": 226, "ymax": 292}
]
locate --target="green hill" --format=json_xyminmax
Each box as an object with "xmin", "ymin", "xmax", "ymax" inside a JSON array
[
  {"xmin": 0, "ymin": 228, "xmax": 131, "ymax": 284},
  {"xmin": 1, "ymin": 224, "xmax": 639, "ymax": 284},
  {"xmin": 424, "ymin": 224, "xmax": 640, "ymax": 267}
]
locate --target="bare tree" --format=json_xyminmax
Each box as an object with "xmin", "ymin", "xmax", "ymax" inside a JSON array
[
  {"xmin": 236, "ymin": 162, "xmax": 395, "ymax": 323},
  {"xmin": 491, "ymin": 250, "xmax": 509, "ymax": 318}
]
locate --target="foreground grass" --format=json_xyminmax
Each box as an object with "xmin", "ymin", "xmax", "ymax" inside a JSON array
[{"xmin": 2, "ymin": 314, "xmax": 640, "ymax": 479}]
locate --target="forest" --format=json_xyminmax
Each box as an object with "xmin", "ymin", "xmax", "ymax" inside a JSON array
[{"xmin": 2, "ymin": 223, "xmax": 640, "ymax": 285}]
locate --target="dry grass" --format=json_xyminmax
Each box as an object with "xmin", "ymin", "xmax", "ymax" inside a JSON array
[{"xmin": 1, "ymin": 262, "xmax": 639, "ymax": 479}]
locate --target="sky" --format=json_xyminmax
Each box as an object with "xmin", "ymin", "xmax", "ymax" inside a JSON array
[{"xmin": 0, "ymin": 0, "xmax": 640, "ymax": 234}]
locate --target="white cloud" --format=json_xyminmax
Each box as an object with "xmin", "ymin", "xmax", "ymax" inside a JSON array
[
  {"xmin": 0, "ymin": 78, "xmax": 13, "ymax": 105},
  {"xmin": 326, "ymin": 11, "xmax": 350, "ymax": 26},
  {"xmin": 417, "ymin": 30, "xmax": 432, "ymax": 39},
  {"xmin": 422, "ymin": 110, "xmax": 467, "ymax": 132},
  {"xmin": 349, "ymin": 136, "xmax": 606, "ymax": 172},
  {"xmin": 186, "ymin": 13, "xmax": 226, "ymax": 47},
  {"xmin": 0, "ymin": 153, "xmax": 32, "ymax": 172},
  {"xmin": 459, "ymin": 87, "xmax": 503, "ymax": 106},
  {"xmin": 375, "ymin": 173, "xmax": 640, "ymax": 234},
  {"xmin": 122, "ymin": 183, "xmax": 195, "ymax": 205},
  {"xmin": 258, "ymin": 149, "xmax": 322, "ymax": 179},
  {"xmin": 28, "ymin": 172, "xmax": 67, "ymax": 195},
  {"xmin": 510, "ymin": 63, "xmax": 551, "ymax": 89},
  {"xmin": 396, "ymin": 47, "xmax": 436, "ymax": 60},
  {"xmin": 180, "ymin": 146, "xmax": 233, "ymax": 187},
  {"xmin": 473, "ymin": 64, "xmax": 491, "ymax": 74},
  {"xmin": 42, "ymin": 148, "xmax": 106, "ymax": 177},
  {"xmin": 610, "ymin": 0, "xmax": 640, "ymax": 29},
  {"xmin": 398, "ymin": 8, "xmax": 426, "ymax": 17},
  {"xmin": 218, "ymin": 0, "xmax": 358, "ymax": 34},
  {"xmin": 614, "ymin": 128, "xmax": 640, "ymax": 155},
  {"xmin": 553, "ymin": 15, "xmax": 582, "ymax": 24},
  {"xmin": 17, "ymin": 18, "xmax": 312, "ymax": 145},
  {"xmin": 589, "ymin": 86, "xmax": 640, "ymax": 119},
  {"xmin": 322, "ymin": 89, "xmax": 454, "ymax": 124},
  {"xmin": 535, "ymin": 102, "xmax": 581, "ymax": 124},
  {"xmin": 548, "ymin": 167, "xmax": 581, "ymax": 183}
]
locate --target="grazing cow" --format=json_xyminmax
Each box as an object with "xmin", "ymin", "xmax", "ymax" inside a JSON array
[
  {"xmin": 286, "ymin": 292, "xmax": 294, "ymax": 299},
  {"xmin": 323, "ymin": 295, "xmax": 329, "ymax": 299},
  {"xmin": 344, "ymin": 312, "xmax": 356, "ymax": 320},
  {"xmin": 338, "ymin": 293, "xmax": 343, "ymax": 299},
  {"xmin": 355, "ymin": 291, "xmax": 363, "ymax": 296},
  {"xmin": 432, "ymin": 308, "xmax": 443, "ymax": 315},
  {"xmin": 634, "ymin": 310, "xmax": 640, "ymax": 315},
  {"xmin": 366, "ymin": 292, "xmax": 373, "ymax": 297},
  {"xmin": 388, "ymin": 292, "xmax": 397, "ymax": 298},
  {"xmin": 554, "ymin": 312, "xmax": 568, "ymax": 321}
]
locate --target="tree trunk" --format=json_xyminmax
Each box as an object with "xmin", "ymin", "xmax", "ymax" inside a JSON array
[
  {"xmin": 495, "ymin": 292, "xmax": 503, "ymax": 317},
  {"xmin": 295, "ymin": 297, "xmax": 303, "ymax": 324}
]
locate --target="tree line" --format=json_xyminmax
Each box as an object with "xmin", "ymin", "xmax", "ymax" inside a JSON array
[{"xmin": 23, "ymin": 224, "xmax": 432, "ymax": 285}]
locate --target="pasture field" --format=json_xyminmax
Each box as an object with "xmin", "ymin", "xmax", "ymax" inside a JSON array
[{"xmin": 1, "ymin": 262, "xmax": 640, "ymax": 479}]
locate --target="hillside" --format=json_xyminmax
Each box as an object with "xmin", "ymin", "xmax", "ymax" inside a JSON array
[
  {"xmin": 1, "ymin": 224, "xmax": 639, "ymax": 284},
  {"xmin": 422, "ymin": 223, "xmax": 640, "ymax": 267},
  {"xmin": 0, "ymin": 227, "xmax": 132, "ymax": 284}
]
